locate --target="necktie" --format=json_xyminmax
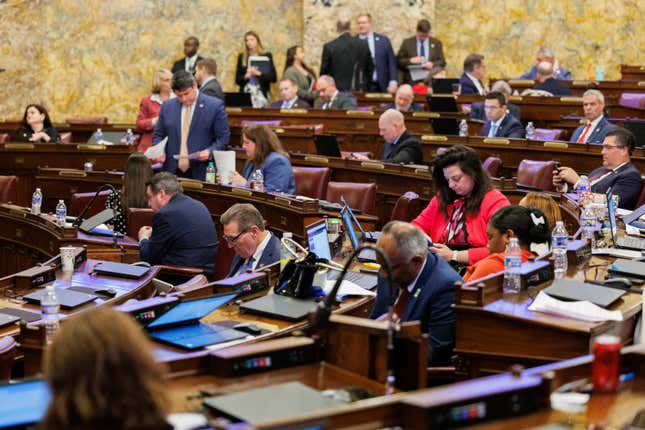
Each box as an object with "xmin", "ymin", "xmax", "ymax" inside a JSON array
[
  {"xmin": 419, "ymin": 41, "xmax": 425, "ymax": 59},
  {"xmin": 382, "ymin": 142, "xmax": 394, "ymax": 160},
  {"xmin": 489, "ymin": 123, "xmax": 499, "ymax": 137},
  {"xmin": 393, "ymin": 288, "xmax": 410, "ymax": 319},
  {"xmin": 282, "ymin": 100, "xmax": 290, "ymax": 109},
  {"xmin": 179, "ymin": 104, "xmax": 192, "ymax": 172},
  {"xmin": 576, "ymin": 122, "xmax": 593, "ymax": 143},
  {"xmin": 238, "ymin": 256, "xmax": 255, "ymax": 275}
]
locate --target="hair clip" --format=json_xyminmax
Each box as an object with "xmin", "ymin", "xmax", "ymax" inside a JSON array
[{"xmin": 530, "ymin": 212, "xmax": 545, "ymax": 226}]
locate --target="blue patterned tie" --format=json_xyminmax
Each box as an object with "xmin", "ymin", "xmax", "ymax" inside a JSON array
[
  {"xmin": 489, "ymin": 123, "xmax": 499, "ymax": 137},
  {"xmin": 237, "ymin": 256, "xmax": 255, "ymax": 275}
]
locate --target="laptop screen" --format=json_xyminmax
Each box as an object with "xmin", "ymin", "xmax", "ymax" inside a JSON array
[
  {"xmin": 608, "ymin": 190, "xmax": 617, "ymax": 243},
  {"xmin": 0, "ymin": 379, "xmax": 51, "ymax": 428},
  {"xmin": 305, "ymin": 220, "xmax": 332, "ymax": 260},
  {"xmin": 340, "ymin": 207, "xmax": 360, "ymax": 251},
  {"xmin": 147, "ymin": 293, "xmax": 237, "ymax": 329}
]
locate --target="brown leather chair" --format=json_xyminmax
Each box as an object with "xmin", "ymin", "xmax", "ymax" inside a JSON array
[
  {"xmin": 637, "ymin": 176, "xmax": 645, "ymax": 207},
  {"xmin": 482, "ymin": 156, "xmax": 502, "ymax": 178},
  {"xmin": 516, "ymin": 159, "xmax": 556, "ymax": 191},
  {"xmin": 292, "ymin": 166, "xmax": 330, "ymax": 199},
  {"xmin": 619, "ymin": 93, "xmax": 645, "ymax": 109},
  {"xmin": 0, "ymin": 133, "xmax": 8, "ymax": 144},
  {"xmin": 69, "ymin": 190, "xmax": 113, "ymax": 218},
  {"xmin": 58, "ymin": 132, "xmax": 72, "ymax": 144},
  {"xmin": 390, "ymin": 191, "xmax": 423, "ymax": 222},
  {"xmin": 533, "ymin": 128, "xmax": 564, "ymax": 141},
  {"xmin": 65, "ymin": 117, "xmax": 109, "ymax": 125},
  {"xmin": 0, "ymin": 336, "xmax": 18, "ymax": 380},
  {"xmin": 326, "ymin": 181, "xmax": 377, "ymax": 215},
  {"xmin": 127, "ymin": 208, "xmax": 154, "ymax": 238},
  {"xmin": 0, "ymin": 175, "xmax": 17, "ymax": 204}
]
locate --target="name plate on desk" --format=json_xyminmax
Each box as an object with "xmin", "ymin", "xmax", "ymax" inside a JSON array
[
  {"xmin": 346, "ymin": 110, "xmax": 374, "ymax": 116},
  {"xmin": 508, "ymin": 79, "xmax": 534, "ymax": 86},
  {"xmin": 508, "ymin": 95, "xmax": 523, "ymax": 102},
  {"xmin": 572, "ymin": 80, "xmax": 595, "ymax": 86},
  {"xmin": 57, "ymin": 169, "xmax": 86, "ymax": 177},
  {"xmin": 280, "ymin": 108, "xmax": 307, "ymax": 114},
  {"xmin": 304, "ymin": 155, "xmax": 329, "ymax": 164},
  {"xmin": 412, "ymin": 112, "xmax": 436, "ymax": 118},
  {"xmin": 560, "ymin": 97, "xmax": 583, "ymax": 103},
  {"xmin": 76, "ymin": 143, "xmax": 106, "ymax": 151},
  {"xmin": 422, "ymin": 135, "xmax": 448, "ymax": 142},
  {"xmin": 639, "ymin": 81, "xmax": 645, "ymax": 87},
  {"xmin": 15, "ymin": 265, "xmax": 56, "ymax": 290},
  {"xmin": 226, "ymin": 107, "xmax": 242, "ymax": 113},
  {"xmin": 179, "ymin": 179, "xmax": 203, "ymax": 190},
  {"xmin": 364, "ymin": 93, "xmax": 391, "ymax": 98},
  {"xmin": 360, "ymin": 161, "xmax": 385, "ymax": 170},
  {"xmin": 483, "ymin": 138, "xmax": 510, "ymax": 145},
  {"xmin": 230, "ymin": 187, "xmax": 253, "ymax": 197},
  {"xmin": 544, "ymin": 141, "xmax": 569, "ymax": 149},
  {"xmin": 4, "ymin": 143, "xmax": 34, "ymax": 150}
]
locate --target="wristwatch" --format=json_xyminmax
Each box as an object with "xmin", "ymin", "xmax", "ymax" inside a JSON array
[{"xmin": 451, "ymin": 250, "xmax": 459, "ymax": 262}]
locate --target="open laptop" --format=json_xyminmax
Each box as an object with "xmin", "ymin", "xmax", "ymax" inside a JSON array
[
  {"xmin": 543, "ymin": 279, "xmax": 625, "ymax": 308},
  {"xmin": 341, "ymin": 197, "xmax": 380, "ymax": 242},
  {"xmin": 339, "ymin": 207, "xmax": 378, "ymax": 263},
  {"xmin": 608, "ymin": 190, "xmax": 645, "ymax": 251},
  {"xmin": 314, "ymin": 134, "xmax": 342, "ymax": 157},
  {"xmin": 145, "ymin": 293, "xmax": 248, "ymax": 350},
  {"xmin": 224, "ymin": 92, "xmax": 253, "ymax": 107},
  {"xmin": 432, "ymin": 78, "xmax": 460, "ymax": 95},
  {"xmin": 23, "ymin": 288, "xmax": 98, "ymax": 310},
  {"xmin": 0, "ymin": 379, "xmax": 51, "ymax": 429},
  {"xmin": 93, "ymin": 261, "xmax": 150, "ymax": 279}
]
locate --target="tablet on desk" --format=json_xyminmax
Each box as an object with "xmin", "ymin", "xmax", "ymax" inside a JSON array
[{"xmin": 23, "ymin": 288, "xmax": 98, "ymax": 310}]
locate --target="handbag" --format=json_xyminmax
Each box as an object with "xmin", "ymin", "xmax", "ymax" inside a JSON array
[{"xmin": 274, "ymin": 251, "xmax": 322, "ymax": 299}]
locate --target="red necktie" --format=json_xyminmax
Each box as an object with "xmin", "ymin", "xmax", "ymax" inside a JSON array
[
  {"xmin": 393, "ymin": 288, "xmax": 410, "ymax": 319},
  {"xmin": 576, "ymin": 122, "xmax": 592, "ymax": 143}
]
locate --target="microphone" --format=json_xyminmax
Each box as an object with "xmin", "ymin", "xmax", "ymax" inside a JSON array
[{"xmin": 72, "ymin": 184, "xmax": 119, "ymax": 227}]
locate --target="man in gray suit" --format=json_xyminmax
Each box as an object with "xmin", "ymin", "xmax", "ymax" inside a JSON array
[
  {"xmin": 315, "ymin": 75, "xmax": 357, "ymax": 110},
  {"xmin": 195, "ymin": 58, "xmax": 224, "ymax": 100}
]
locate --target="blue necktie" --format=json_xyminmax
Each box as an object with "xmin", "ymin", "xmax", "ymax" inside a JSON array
[
  {"xmin": 238, "ymin": 256, "xmax": 255, "ymax": 274},
  {"xmin": 489, "ymin": 123, "xmax": 499, "ymax": 137},
  {"xmin": 419, "ymin": 41, "xmax": 425, "ymax": 59}
]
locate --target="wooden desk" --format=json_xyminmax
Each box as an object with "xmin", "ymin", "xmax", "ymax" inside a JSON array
[
  {"xmin": 498, "ymin": 78, "xmax": 645, "ymax": 98},
  {"xmin": 621, "ymin": 64, "xmax": 645, "ymax": 81}
]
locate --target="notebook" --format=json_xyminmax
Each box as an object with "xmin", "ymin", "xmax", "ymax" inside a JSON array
[
  {"xmin": 0, "ymin": 379, "xmax": 51, "ymax": 429},
  {"xmin": 92, "ymin": 261, "xmax": 150, "ymax": 279},
  {"xmin": 239, "ymin": 294, "xmax": 318, "ymax": 322},
  {"xmin": 0, "ymin": 313, "xmax": 20, "ymax": 329},
  {"xmin": 23, "ymin": 288, "xmax": 98, "ymax": 310},
  {"xmin": 146, "ymin": 293, "xmax": 246, "ymax": 350},
  {"xmin": 543, "ymin": 279, "xmax": 626, "ymax": 308},
  {"xmin": 314, "ymin": 134, "xmax": 342, "ymax": 158}
]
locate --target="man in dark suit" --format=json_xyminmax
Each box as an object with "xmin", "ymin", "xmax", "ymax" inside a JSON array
[
  {"xmin": 481, "ymin": 92, "xmax": 525, "ymax": 139},
  {"xmin": 533, "ymin": 62, "xmax": 572, "ymax": 96},
  {"xmin": 554, "ymin": 128, "xmax": 642, "ymax": 209},
  {"xmin": 195, "ymin": 58, "xmax": 224, "ymax": 100},
  {"xmin": 369, "ymin": 221, "xmax": 461, "ymax": 366},
  {"xmin": 381, "ymin": 84, "xmax": 424, "ymax": 113},
  {"xmin": 459, "ymin": 53, "xmax": 487, "ymax": 95},
  {"xmin": 355, "ymin": 109, "xmax": 422, "ymax": 163},
  {"xmin": 356, "ymin": 13, "xmax": 398, "ymax": 93},
  {"xmin": 570, "ymin": 90, "xmax": 616, "ymax": 144},
  {"xmin": 152, "ymin": 70, "xmax": 230, "ymax": 180},
  {"xmin": 221, "ymin": 203, "xmax": 281, "ymax": 277},
  {"xmin": 320, "ymin": 16, "xmax": 374, "ymax": 91},
  {"xmin": 171, "ymin": 36, "xmax": 203, "ymax": 74},
  {"xmin": 469, "ymin": 80, "xmax": 521, "ymax": 121},
  {"xmin": 269, "ymin": 78, "xmax": 311, "ymax": 109},
  {"xmin": 396, "ymin": 19, "xmax": 446, "ymax": 84},
  {"xmin": 315, "ymin": 75, "xmax": 357, "ymax": 109},
  {"xmin": 138, "ymin": 172, "xmax": 218, "ymax": 279},
  {"xmin": 517, "ymin": 46, "xmax": 572, "ymax": 81}
]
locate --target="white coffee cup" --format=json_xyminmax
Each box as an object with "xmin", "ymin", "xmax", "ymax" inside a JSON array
[{"xmin": 60, "ymin": 246, "xmax": 75, "ymax": 273}]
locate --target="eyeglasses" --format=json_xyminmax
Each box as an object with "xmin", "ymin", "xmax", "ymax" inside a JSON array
[
  {"xmin": 601, "ymin": 144, "xmax": 621, "ymax": 150},
  {"xmin": 223, "ymin": 228, "xmax": 249, "ymax": 244},
  {"xmin": 483, "ymin": 104, "xmax": 500, "ymax": 110}
]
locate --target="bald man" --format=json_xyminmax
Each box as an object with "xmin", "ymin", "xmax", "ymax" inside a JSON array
[
  {"xmin": 381, "ymin": 84, "xmax": 424, "ymax": 113},
  {"xmin": 354, "ymin": 109, "xmax": 422, "ymax": 164},
  {"xmin": 533, "ymin": 61, "xmax": 572, "ymax": 96}
]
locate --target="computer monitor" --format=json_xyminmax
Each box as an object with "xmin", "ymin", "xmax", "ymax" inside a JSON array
[
  {"xmin": 0, "ymin": 379, "xmax": 51, "ymax": 428},
  {"xmin": 224, "ymin": 92, "xmax": 253, "ymax": 107},
  {"xmin": 607, "ymin": 189, "xmax": 617, "ymax": 244},
  {"xmin": 305, "ymin": 219, "xmax": 332, "ymax": 260},
  {"xmin": 340, "ymin": 206, "xmax": 361, "ymax": 251}
]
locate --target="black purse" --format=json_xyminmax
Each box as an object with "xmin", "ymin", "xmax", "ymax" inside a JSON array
[{"xmin": 274, "ymin": 252, "xmax": 322, "ymax": 299}]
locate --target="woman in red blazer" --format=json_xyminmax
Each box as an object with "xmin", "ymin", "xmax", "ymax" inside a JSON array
[{"xmin": 136, "ymin": 69, "xmax": 173, "ymax": 152}]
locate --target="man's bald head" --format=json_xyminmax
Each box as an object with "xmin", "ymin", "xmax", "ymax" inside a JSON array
[
  {"xmin": 336, "ymin": 16, "xmax": 351, "ymax": 33},
  {"xmin": 394, "ymin": 84, "xmax": 415, "ymax": 112},
  {"xmin": 379, "ymin": 109, "xmax": 406, "ymax": 142}
]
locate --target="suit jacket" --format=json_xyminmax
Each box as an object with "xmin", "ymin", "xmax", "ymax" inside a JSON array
[
  {"xmin": 315, "ymin": 92, "xmax": 357, "ymax": 110},
  {"xmin": 570, "ymin": 116, "xmax": 615, "ymax": 144},
  {"xmin": 235, "ymin": 52, "xmax": 277, "ymax": 97},
  {"xmin": 369, "ymin": 253, "xmax": 462, "ymax": 366},
  {"xmin": 320, "ymin": 33, "xmax": 374, "ymax": 91},
  {"xmin": 227, "ymin": 233, "xmax": 281, "ymax": 277},
  {"xmin": 459, "ymin": 72, "xmax": 485, "ymax": 95},
  {"xmin": 135, "ymin": 95, "xmax": 163, "ymax": 152},
  {"xmin": 383, "ymin": 130, "xmax": 423, "ymax": 164},
  {"xmin": 470, "ymin": 101, "xmax": 521, "ymax": 122},
  {"xmin": 481, "ymin": 114, "xmax": 525, "ymax": 139},
  {"xmin": 140, "ymin": 193, "xmax": 218, "ymax": 278},
  {"xmin": 282, "ymin": 66, "xmax": 317, "ymax": 104},
  {"xmin": 589, "ymin": 162, "xmax": 642, "ymax": 210},
  {"xmin": 357, "ymin": 33, "xmax": 397, "ymax": 92},
  {"xmin": 533, "ymin": 77, "xmax": 572, "ymax": 96},
  {"xmin": 517, "ymin": 65, "xmax": 572, "ymax": 81},
  {"xmin": 199, "ymin": 77, "xmax": 224, "ymax": 100},
  {"xmin": 172, "ymin": 55, "xmax": 203, "ymax": 74},
  {"xmin": 269, "ymin": 98, "xmax": 311, "ymax": 109},
  {"xmin": 396, "ymin": 36, "xmax": 446, "ymax": 83},
  {"xmin": 242, "ymin": 151, "xmax": 296, "ymax": 194},
  {"xmin": 152, "ymin": 92, "xmax": 230, "ymax": 180},
  {"xmin": 381, "ymin": 101, "xmax": 424, "ymax": 113}
]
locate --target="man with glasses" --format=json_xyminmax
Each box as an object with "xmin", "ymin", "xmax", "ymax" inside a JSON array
[
  {"xmin": 138, "ymin": 172, "xmax": 218, "ymax": 279},
  {"xmin": 553, "ymin": 128, "xmax": 642, "ymax": 209},
  {"xmin": 480, "ymin": 92, "xmax": 525, "ymax": 139},
  {"xmin": 220, "ymin": 203, "xmax": 281, "ymax": 277}
]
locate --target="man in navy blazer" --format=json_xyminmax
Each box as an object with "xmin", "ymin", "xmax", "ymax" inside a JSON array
[
  {"xmin": 152, "ymin": 70, "xmax": 230, "ymax": 181},
  {"xmin": 459, "ymin": 53, "xmax": 487, "ymax": 95},
  {"xmin": 356, "ymin": 13, "xmax": 398, "ymax": 93},
  {"xmin": 554, "ymin": 128, "xmax": 642, "ymax": 209},
  {"xmin": 469, "ymin": 80, "xmax": 521, "ymax": 121},
  {"xmin": 138, "ymin": 173, "xmax": 218, "ymax": 279},
  {"xmin": 480, "ymin": 92, "xmax": 525, "ymax": 139},
  {"xmin": 570, "ymin": 90, "xmax": 616, "ymax": 144},
  {"xmin": 221, "ymin": 203, "xmax": 281, "ymax": 277},
  {"xmin": 369, "ymin": 221, "xmax": 462, "ymax": 366},
  {"xmin": 381, "ymin": 84, "xmax": 424, "ymax": 113},
  {"xmin": 532, "ymin": 62, "xmax": 572, "ymax": 96},
  {"xmin": 516, "ymin": 47, "xmax": 572, "ymax": 81}
]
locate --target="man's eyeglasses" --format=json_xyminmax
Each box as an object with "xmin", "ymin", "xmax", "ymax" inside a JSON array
[
  {"xmin": 601, "ymin": 144, "xmax": 621, "ymax": 150},
  {"xmin": 223, "ymin": 228, "xmax": 249, "ymax": 243}
]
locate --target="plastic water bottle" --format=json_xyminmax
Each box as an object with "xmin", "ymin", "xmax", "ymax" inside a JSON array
[
  {"xmin": 525, "ymin": 122, "xmax": 535, "ymax": 140},
  {"xmin": 503, "ymin": 237, "xmax": 522, "ymax": 294},
  {"xmin": 552, "ymin": 221, "xmax": 569, "ymax": 279},
  {"xmin": 31, "ymin": 187, "xmax": 42, "ymax": 215},
  {"xmin": 595, "ymin": 65, "xmax": 605, "ymax": 82},
  {"xmin": 205, "ymin": 161, "xmax": 216, "ymax": 184},
  {"xmin": 581, "ymin": 203, "xmax": 597, "ymax": 246},
  {"xmin": 55, "ymin": 199, "xmax": 67, "ymax": 227},
  {"xmin": 459, "ymin": 119, "xmax": 468, "ymax": 137},
  {"xmin": 42, "ymin": 285, "xmax": 60, "ymax": 345},
  {"xmin": 124, "ymin": 128, "xmax": 134, "ymax": 145},
  {"xmin": 576, "ymin": 175, "xmax": 590, "ymax": 194},
  {"xmin": 254, "ymin": 169, "xmax": 264, "ymax": 192},
  {"xmin": 95, "ymin": 128, "xmax": 103, "ymax": 144},
  {"xmin": 280, "ymin": 232, "xmax": 293, "ymax": 272}
]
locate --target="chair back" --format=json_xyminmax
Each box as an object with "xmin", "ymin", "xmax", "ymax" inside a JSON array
[
  {"xmin": 69, "ymin": 190, "xmax": 113, "ymax": 217},
  {"xmin": 126, "ymin": 208, "xmax": 154, "ymax": 238},
  {"xmin": 482, "ymin": 156, "xmax": 502, "ymax": 178},
  {"xmin": 326, "ymin": 181, "xmax": 377, "ymax": 215},
  {"xmin": 516, "ymin": 159, "xmax": 556, "ymax": 191},
  {"xmin": 0, "ymin": 336, "xmax": 18, "ymax": 380},
  {"xmin": 619, "ymin": 93, "xmax": 645, "ymax": 109},
  {"xmin": 0, "ymin": 133, "xmax": 8, "ymax": 144},
  {"xmin": 533, "ymin": 128, "xmax": 564, "ymax": 141},
  {"xmin": 0, "ymin": 176, "xmax": 17, "ymax": 204},
  {"xmin": 65, "ymin": 117, "xmax": 108, "ymax": 125},
  {"xmin": 390, "ymin": 191, "xmax": 422, "ymax": 222},
  {"xmin": 293, "ymin": 166, "xmax": 330, "ymax": 199}
]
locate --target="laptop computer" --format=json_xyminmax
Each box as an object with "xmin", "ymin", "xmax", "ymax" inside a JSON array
[
  {"xmin": 314, "ymin": 134, "xmax": 342, "ymax": 158},
  {"xmin": 543, "ymin": 279, "xmax": 625, "ymax": 308},
  {"xmin": 93, "ymin": 261, "xmax": 150, "ymax": 279},
  {"xmin": 239, "ymin": 294, "xmax": 318, "ymax": 322},
  {"xmin": 430, "ymin": 117, "xmax": 460, "ymax": 135},
  {"xmin": 0, "ymin": 379, "xmax": 51, "ymax": 429},
  {"xmin": 340, "ymin": 207, "xmax": 378, "ymax": 264},
  {"xmin": 432, "ymin": 78, "xmax": 460, "ymax": 95},
  {"xmin": 78, "ymin": 208, "xmax": 115, "ymax": 233},
  {"xmin": 427, "ymin": 95, "xmax": 459, "ymax": 113},
  {"xmin": 340, "ymin": 196, "xmax": 380, "ymax": 242},
  {"xmin": 224, "ymin": 92, "xmax": 253, "ymax": 107},
  {"xmin": 23, "ymin": 288, "xmax": 98, "ymax": 310},
  {"xmin": 624, "ymin": 119, "xmax": 645, "ymax": 148},
  {"xmin": 608, "ymin": 190, "xmax": 645, "ymax": 251},
  {"xmin": 145, "ymin": 293, "xmax": 247, "ymax": 350}
]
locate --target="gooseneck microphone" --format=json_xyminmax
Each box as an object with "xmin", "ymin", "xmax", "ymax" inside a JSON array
[{"xmin": 72, "ymin": 184, "xmax": 119, "ymax": 227}]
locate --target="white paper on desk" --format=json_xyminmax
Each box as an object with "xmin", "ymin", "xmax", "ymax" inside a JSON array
[
  {"xmin": 528, "ymin": 291, "xmax": 623, "ymax": 322},
  {"xmin": 592, "ymin": 247, "xmax": 643, "ymax": 259},
  {"xmin": 617, "ymin": 208, "xmax": 632, "ymax": 217},
  {"xmin": 625, "ymin": 225, "xmax": 643, "ymax": 236},
  {"xmin": 144, "ymin": 138, "xmax": 167, "ymax": 159},
  {"xmin": 172, "ymin": 151, "xmax": 201, "ymax": 160},
  {"xmin": 408, "ymin": 64, "xmax": 429, "ymax": 82},
  {"xmin": 323, "ymin": 279, "xmax": 376, "ymax": 298},
  {"xmin": 213, "ymin": 150, "xmax": 236, "ymax": 185}
]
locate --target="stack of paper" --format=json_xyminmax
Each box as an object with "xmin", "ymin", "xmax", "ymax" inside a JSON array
[{"xmin": 528, "ymin": 291, "xmax": 623, "ymax": 322}]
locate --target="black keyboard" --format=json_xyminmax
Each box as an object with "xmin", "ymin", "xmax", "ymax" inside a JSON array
[
  {"xmin": 363, "ymin": 231, "xmax": 381, "ymax": 242},
  {"xmin": 328, "ymin": 271, "xmax": 377, "ymax": 290}
]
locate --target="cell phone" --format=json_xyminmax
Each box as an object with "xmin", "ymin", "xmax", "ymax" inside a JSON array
[{"xmin": 554, "ymin": 161, "xmax": 562, "ymax": 173}]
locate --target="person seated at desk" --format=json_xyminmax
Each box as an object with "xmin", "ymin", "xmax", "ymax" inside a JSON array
[
  {"xmin": 516, "ymin": 46, "xmax": 572, "ymax": 81},
  {"xmin": 553, "ymin": 128, "xmax": 642, "ymax": 210},
  {"xmin": 411, "ymin": 145, "xmax": 510, "ymax": 266},
  {"xmin": 459, "ymin": 53, "xmax": 487, "ymax": 95},
  {"xmin": 16, "ymin": 104, "xmax": 59, "ymax": 143},
  {"xmin": 268, "ymin": 77, "xmax": 311, "ymax": 109},
  {"xmin": 480, "ymin": 92, "xmax": 525, "ymax": 139},
  {"xmin": 369, "ymin": 221, "xmax": 462, "ymax": 366},
  {"xmin": 221, "ymin": 203, "xmax": 281, "ymax": 276},
  {"xmin": 381, "ymin": 84, "xmax": 424, "ymax": 113},
  {"xmin": 463, "ymin": 206, "xmax": 550, "ymax": 282},
  {"xmin": 138, "ymin": 172, "xmax": 218, "ymax": 279},
  {"xmin": 570, "ymin": 90, "xmax": 615, "ymax": 144},
  {"xmin": 315, "ymin": 75, "xmax": 357, "ymax": 110},
  {"xmin": 136, "ymin": 68, "xmax": 173, "ymax": 152},
  {"xmin": 227, "ymin": 124, "xmax": 296, "ymax": 194},
  {"xmin": 519, "ymin": 192, "xmax": 562, "ymax": 256},
  {"xmin": 105, "ymin": 153, "xmax": 153, "ymax": 235},
  {"xmin": 468, "ymin": 80, "xmax": 521, "ymax": 121},
  {"xmin": 532, "ymin": 61, "xmax": 572, "ymax": 96},
  {"xmin": 283, "ymin": 45, "xmax": 317, "ymax": 105}
]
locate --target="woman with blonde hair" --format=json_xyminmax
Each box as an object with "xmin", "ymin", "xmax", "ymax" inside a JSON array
[
  {"xmin": 136, "ymin": 68, "xmax": 173, "ymax": 152},
  {"xmin": 235, "ymin": 30, "xmax": 277, "ymax": 99}
]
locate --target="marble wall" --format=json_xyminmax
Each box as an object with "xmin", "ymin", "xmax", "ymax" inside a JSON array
[{"xmin": 0, "ymin": 0, "xmax": 642, "ymax": 123}]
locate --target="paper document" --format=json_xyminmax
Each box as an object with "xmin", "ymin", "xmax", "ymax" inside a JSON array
[
  {"xmin": 322, "ymin": 280, "xmax": 376, "ymax": 298},
  {"xmin": 528, "ymin": 291, "xmax": 623, "ymax": 322},
  {"xmin": 214, "ymin": 150, "xmax": 236, "ymax": 185},
  {"xmin": 407, "ymin": 64, "xmax": 429, "ymax": 82},
  {"xmin": 592, "ymin": 248, "xmax": 643, "ymax": 259},
  {"xmin": 144, "ymin": 138, "xmax": 167, "ymax": 159},
  {"xmin": 172, "ymin": 151, "xmax": 201, "ymax": 160}
]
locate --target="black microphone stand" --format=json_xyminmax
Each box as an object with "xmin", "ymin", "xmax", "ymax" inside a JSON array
[{"xmin": 72, "ymin": 184, "xmax": 118, "ymax": 227}]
